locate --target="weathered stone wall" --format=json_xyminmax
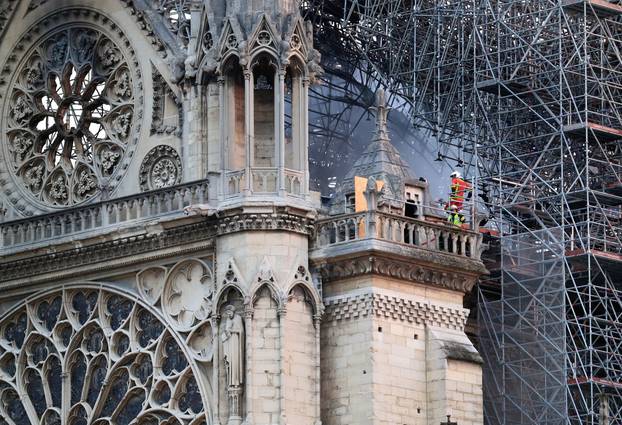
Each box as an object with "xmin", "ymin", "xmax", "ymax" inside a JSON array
[
  {"xmin": 284, "ymin": 287, "xmax": 317, "ymax": 424},
  {"xmin": 320, "ymin": 274, "xmax": 483, "ymax": 425},
  {"xmin": 252, "ymin": 288, "xmax": 282, "ymax": 425},
  {"xmin": 372, "ymin": 315, "xmax": 427, "ymax": 425},
  {"xmin": 445, "ymin": 360, "xmax": 484, "ymax": 425},
  {"xmin": 427, "ymin": 327, "xmax": 484, "ymax": 425},
  {"xmin": 216, "ymin": 231, "xmax": 309, "ymax": 287},
  {"xmin": 321, "ymin": 313, "xmax": 373, "ymax": 424}
]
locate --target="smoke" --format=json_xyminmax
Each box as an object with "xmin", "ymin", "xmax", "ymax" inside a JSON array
[{"xmin": 307, "ymin": 76, "xmax": 452, "ymax": 201}]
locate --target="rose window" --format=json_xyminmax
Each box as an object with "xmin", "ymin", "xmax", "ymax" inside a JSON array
[
  {"xmin": 4, "ymin": 26, "xmax": 138, "ymax": 207},
  {"xmin": 0, "ymin": 287, "xmax": 208, "ymax": 425},
  {"xmin": 158, "ymin": 0, "xmax": 192, "ymax": 46}
]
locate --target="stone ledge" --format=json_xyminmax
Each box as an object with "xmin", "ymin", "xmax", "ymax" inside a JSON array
[
  {"xmin": 0, "ymin": 209, "xmax": 315, "ymax": 283},
  {"xmin": 312, "ymin": 241, "xmax": 484, "ymax": 294}
]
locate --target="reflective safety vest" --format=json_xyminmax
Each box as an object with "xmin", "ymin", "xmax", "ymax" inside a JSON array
[
  {"xmin": 449, "ymin": 177, "xmax": 472, "ymax": 209},
  {"xmin": 447, "ymin": 212, "xmax": 465, "ymax": 227}
]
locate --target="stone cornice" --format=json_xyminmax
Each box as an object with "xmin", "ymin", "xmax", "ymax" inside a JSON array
[
  {"xmin": 311, "ymin": 241, "xmax": 484, "ymax": 294},
  {"xmin": 314, "ymin": 252, "xmax": 480, "ymax": 294},
  {"xmin": 0, "ymin": 210, "xmax": 314, "ymax": 283},
  {"xmin": 0, "ymin": 219, "xmax": 216, "ymax": 283},
  {"xmin": 216, "ymin": 212, "xmax": 314, "ymax": 236},
  {"xmin": 323, "ymin": 290, "xmax": 468, "ymax": 331}
]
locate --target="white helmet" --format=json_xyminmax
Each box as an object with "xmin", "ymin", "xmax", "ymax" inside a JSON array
[{"xmin": 450, "ymin": 171, "xmax": 462, "ymax": 179}]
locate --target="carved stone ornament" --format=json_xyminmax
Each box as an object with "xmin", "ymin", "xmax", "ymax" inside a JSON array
[
  {"xmin": 257, "ymin": 30, "xmax": 272, "ymax": 46},
  {"xmin": 139, "ymin": 145, "xmax": 182, "ymax": 191},
  {"xmin": 289, "ymin": 33, "xmax": 302, "ymax": 51},
  {"xmin": 137, "ymin": 259, "xmax": 218, "ymax": 365},
  {"xmin": 324, "ymin": 291, "xmax": 469, "ymax": 331},
  {"xmin": 226, "ymin": 34, "xmax": 238, "ymax": 50},
  {"xmin": 0, "ymin": 10, "xmax": 143, "ymax": 213},
  {"xmin": 319, "ymin": 255, "xmax": 478, "ymax": 293},
  {"xmin": 157, "ymin": 0, "xmax": 193, "ymax": 46},
  {"xmin": 0, "ymin": 286, "xmax": 208, "ymax": 424},
  {"xmin": 162, "ymin": 259, "xmax": 215, "ymax": 331}
]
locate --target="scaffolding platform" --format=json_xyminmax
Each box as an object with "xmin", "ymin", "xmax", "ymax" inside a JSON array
[
  {"xmin": 569, "ymin": 376, "xmax": 622, "ymax": 390},
  {"xmin": 562, "ymin": 0, "xmax": 622, "ymax": 17},
  {"xmin": 563, "ymin": 122, "xmax": 622, "ymax": 142},
  {"xmin": 412, "ymin": 0, "xmax": 622, "ymax": 421},
  {"xmin": 604, "ymin": 182, "xmax": 622, "ymax": 199},
  {"xmin": 476, "ymin": 79, "xmax": 532, "ymax": 97},
  {"xmin": 567, "ymin": 249, "xmax": 622, "ymax": 276},
  {"xmin": 565, "ymin": 188, "xmax": 622, "ymax": 207}
]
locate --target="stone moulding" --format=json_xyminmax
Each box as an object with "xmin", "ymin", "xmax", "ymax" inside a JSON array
[
  {"xmin": 216, "ymin": 213, "xmax": 314, "ymax": 235},
  {"xmin": 0, "ymin": 1, "xmax": 18, "ymax": 41},
  {"xmin": 315, "ymin": 253, "xmax": 480, "ymax": 294},
  {"xmin": 0, "ymin": 220, "xmax": 216, "ymax": 283},
  {"xmin": 150, "ymin": 64, "xmax": 182, "ymax": 136},
  {"xmin": 323, "ymin": 291, "xmax": 469, "ymax": 331},
  {"xmin": 0, "ymin": 210, "xmax": 315, "ymax": 283}
]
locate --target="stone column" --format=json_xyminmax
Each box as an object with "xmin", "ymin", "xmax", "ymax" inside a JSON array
[
  {"xmin": 213, "ymin": 315, "xmax": 222, "ymax": 425},
  {"xmin": 244, "ymin": 69, "xmax": 253, "ymax": 194},
  {"xmin": 314, "ymin": 313, "xmax": 322, "ymax": 425},
  {"xmin": 302, "ymin": 77, "xmax": 310, "ymax": 197},
  {"xmin": 276, "ymin": 68, "xmax": 286, "ymax": 196},
  {"xmin": 278, "ymin": 302, "xmax": 287, "ymax": 425},
  {"xmin": 218, "ymin": 77, "xmax": 226, "ymax": 200},
  {"xmin": 244, "ymin": 303, "xmax": 254, "ymax": 425}
]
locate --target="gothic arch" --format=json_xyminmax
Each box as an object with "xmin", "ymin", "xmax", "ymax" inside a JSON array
[
  {"xmin": 218, "ymin": 51, "xmax": 242, "ymax": 76},
  {"xmin": 249, "ymin": 281, "xmax": 283, "ymax": 310},
  {"xmin": 249, "ymin": 50, "xmax": 279, "ymax": 74},
  {"xmin": 284, "ymin": 280, "xmax": 322, "ymax": 316},
  {"xmin": 247, "ymin": 257, "xmax": 282, "ymax": 308},
  {"xmin": 214, "ymin": 260, "xmax": 247, "ymax": 313},
  {"xmin": 0, "ymin": 283, "xmax": 212, "ymax": 425},
  {"xmin": 285, "ymin": 53, "xmax": 307, "ymax": 78}
]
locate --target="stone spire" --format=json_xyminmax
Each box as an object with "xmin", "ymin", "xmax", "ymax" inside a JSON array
[
  {"xmin": 332, "ymin": 89, "xmax": 414, "ymax": 210},
  {"xmin": 371, "ymin": 89, "xmax": 390, "ymax": 141}
]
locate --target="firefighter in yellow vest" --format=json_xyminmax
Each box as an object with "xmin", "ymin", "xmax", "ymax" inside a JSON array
[{"xmin": 447, "ymin": 204, "xmax": 466, "ymax": 227}]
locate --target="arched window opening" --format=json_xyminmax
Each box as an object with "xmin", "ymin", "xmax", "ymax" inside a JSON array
[
  {"xmin": 285, "ymin": 60, "xmax": 304, "ymax": 172},
  {"xmin": 224, "ymin": 58, "xmax": 245, "ymax": 170},
  {"xmin": 252, "ymin": 54, "xmax": 276, "ymax": 168}
]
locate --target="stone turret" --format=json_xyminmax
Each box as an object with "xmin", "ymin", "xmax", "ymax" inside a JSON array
[
  {"xmin": 312, "ymin": 90, "xmax": 487, "ymax": 425},
  {"xmin": 196, "ymin": 0, "xmax": 321, "ymax": 208},
  {"xmin": 195, "ymin": 2, "xmax": 325, "ymax": 425}
]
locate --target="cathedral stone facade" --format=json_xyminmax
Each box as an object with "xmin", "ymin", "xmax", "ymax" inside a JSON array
[{"xmin": 0, "ymin": 1, "xmax": 486, "ymax": 425}]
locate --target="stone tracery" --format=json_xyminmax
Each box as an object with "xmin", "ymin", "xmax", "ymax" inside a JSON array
[
  {"xmin": 0, "ymin": 287, "xmax": 208, "ymax": 425},
  {"xmin": 3, "ymin": 23, "xmax": 139, "ymax": 208},
  {"xmin": 157, "ymin": 0, "xmax": 193, "ymax": 46}
]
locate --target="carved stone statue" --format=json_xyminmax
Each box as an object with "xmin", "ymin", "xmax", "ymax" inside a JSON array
[
  {"xmin": 221, "ymin": 304, "xmax": 244, "ymax": 425},
  {"xmin": 222, "ymin": 305, "xmax": 244, "ymax": 387}
]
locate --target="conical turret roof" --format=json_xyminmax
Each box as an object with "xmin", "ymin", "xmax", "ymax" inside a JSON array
[{"xmin": 330, "ymin": 89, "xmax": 414, "ymax": 212}]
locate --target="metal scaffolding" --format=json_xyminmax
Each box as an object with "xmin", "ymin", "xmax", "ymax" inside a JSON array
[{"xmin": 305, "ymin": 0, "xmax": 622, "ymax": 423}]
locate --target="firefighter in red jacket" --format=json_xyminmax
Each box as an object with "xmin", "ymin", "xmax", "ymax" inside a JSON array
[{"xmin": 448, "ymin": 171, "xmax": 472, "ymax": 210}]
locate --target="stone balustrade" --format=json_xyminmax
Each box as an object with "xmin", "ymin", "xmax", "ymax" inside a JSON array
[
  {"xmin": 284, "ymin": 168, "xmax": 304, "ymax": 196},
  {"xmin": 226, "ymin": 167, "xmax": 306, "ymax": 196},
  {"xmin": 313, "ymin": 210, "xmax": 482, "ymax": 260},
  {"xmin": 0, "ymin": 180, "xmax": 209, "ymax": 250}
]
